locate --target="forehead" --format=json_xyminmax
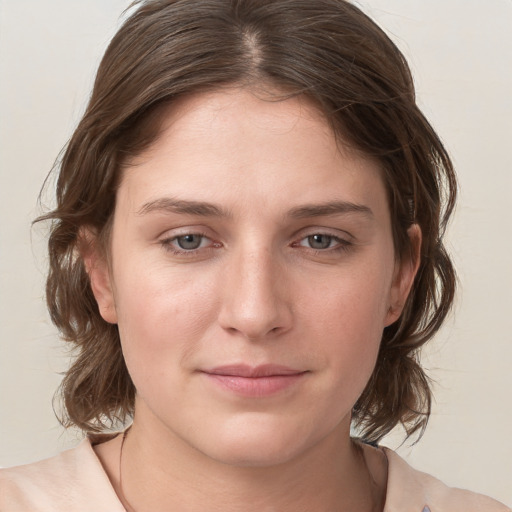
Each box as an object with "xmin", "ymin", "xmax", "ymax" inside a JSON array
[
  {"xmin": 118, "ymin": 87, "xmax": 387, "ymax": 220},
  {"xmin": 129, "ymin": 86, "xmax": 336, "ymax": 163}
]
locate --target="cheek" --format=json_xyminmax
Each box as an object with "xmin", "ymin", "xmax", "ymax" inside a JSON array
[
  {"xmin": 304, "ymin": 260, "xmax": 392, "ymax": 337},
  {"xmin": 112, "ymin": 262, "xmax": 217, "ymax": 384},
  {"xmin": 299, "ymin": 261, "xmax": 393, "ymax": 383}
]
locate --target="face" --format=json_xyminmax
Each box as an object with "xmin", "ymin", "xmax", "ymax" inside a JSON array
[{"xmin": 88, "ymin": 87, "xmax": 418, "ymax": 467}]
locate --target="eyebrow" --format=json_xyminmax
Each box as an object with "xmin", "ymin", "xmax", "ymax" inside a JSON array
[
  {"xmin": 137, "ymin": 197, "xmax": 231, "ymax": 217},
  {"xmin": 136, "ymin": 197, "xmax": 373, "ymax": 220},
  {"xmin": 288, "ymin": 201, "xmax": 374, "ymax": 219}
]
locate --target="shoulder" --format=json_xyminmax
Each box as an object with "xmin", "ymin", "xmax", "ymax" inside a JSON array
[
  {"xmin": 383, "ymin": 447, "xmax": 511, "ymax": 512},
  {"xmin": 0, "ymin": 438, "xmax": 125, "ymax": 512}
]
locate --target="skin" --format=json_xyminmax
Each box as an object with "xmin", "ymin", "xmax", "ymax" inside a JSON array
[{"xmin": 87, "ymin": 87, "xmax": 420, "ymax": 511}]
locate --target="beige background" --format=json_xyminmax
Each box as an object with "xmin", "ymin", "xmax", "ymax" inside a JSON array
[{"xmin": 0, "ymin": 0, "xmax": 511, "ymax": 505}]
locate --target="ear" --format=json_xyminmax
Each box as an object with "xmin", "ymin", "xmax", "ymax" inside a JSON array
[
  {"xmin": 384, "ymin": 224, "xmax": 422, "ymax": 327},
  {"xmin": 79, "ymin": 227, "xmax": 118, "ymax": 324}
]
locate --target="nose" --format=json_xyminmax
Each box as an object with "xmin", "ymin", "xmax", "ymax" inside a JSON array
[{"xmin": 217, "ymin": 244, "xmax": 293, "ymax": 341}]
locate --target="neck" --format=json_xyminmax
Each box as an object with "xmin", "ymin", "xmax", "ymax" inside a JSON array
[{"xmin": 113, "ymin": 413, "xmax": 383, "ymax": 512}]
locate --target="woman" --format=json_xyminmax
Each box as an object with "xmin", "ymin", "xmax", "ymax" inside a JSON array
[{"xmin": 1, "ymin": 1, "xmax": 509, "ymax": 510}]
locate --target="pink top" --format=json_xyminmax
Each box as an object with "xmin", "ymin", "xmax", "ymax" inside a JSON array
[{"xmin": 0, "ymin": 439, "xmax": 509, "ymax": 512}]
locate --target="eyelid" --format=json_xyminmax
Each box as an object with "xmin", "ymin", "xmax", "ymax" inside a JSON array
[
  {"xmin": 290, "ymin": 227, "xmax": 356, "ymax": 255},
  {"xmin": 157, "ymin": 225, "xmax": 355, "ymax": 258},
  {"xmin": 172, "ymin": 233, "xmax": 211, "ymax": 250},
  {"xmin": 159, "ymin": 229, "xmax": 221, "ymax": 257},
  {"xmin": 293, "ymin": 226, "xmax": 355, "ymax": 242},
  {"xmin": 157, "ymin": 223, "xmax": 219, "ymax": 242},
  {"xmin": 297, "ymin": 234, "xmax": 345, "ymax": 248}
]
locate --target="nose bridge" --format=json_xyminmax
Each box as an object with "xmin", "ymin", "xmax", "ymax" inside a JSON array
[{"xmin": 218, "ymin": 239, "xmax": 291, "ymax": 339}]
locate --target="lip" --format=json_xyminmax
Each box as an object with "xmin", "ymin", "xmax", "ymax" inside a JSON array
[{"xmin": 201, "ymin": 364, "xmax": 308, "ymax": 397}]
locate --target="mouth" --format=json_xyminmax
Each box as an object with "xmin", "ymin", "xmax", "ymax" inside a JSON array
[{"xmin": 200, "ymin": 364, "xmax": 308, "ymax": 397}]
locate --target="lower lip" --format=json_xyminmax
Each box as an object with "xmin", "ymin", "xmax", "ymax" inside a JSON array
[{"xmin": 203, "ymin": 373, "xmax": 307, "ymax": 397}]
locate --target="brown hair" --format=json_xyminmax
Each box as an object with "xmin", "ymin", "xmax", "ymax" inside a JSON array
[{"xmin": 38, "ymin": 0, "xmax": 456, "ymax": 443}]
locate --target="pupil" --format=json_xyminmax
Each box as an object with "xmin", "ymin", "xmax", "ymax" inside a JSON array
[
  {"xmin": 309, "ymin": 234, "xmax": 331, "ymax": 249},
  {"xmin": 177, "ymin": 234, "xmax": 202, "ymax": 250}
]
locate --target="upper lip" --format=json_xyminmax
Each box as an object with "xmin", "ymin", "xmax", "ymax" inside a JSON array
[{"xmin": 203, "ymin": 364, "xmax": 306, "ymax": 378}]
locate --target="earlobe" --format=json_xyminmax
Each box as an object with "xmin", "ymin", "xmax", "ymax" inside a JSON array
[
  {"xmin": 80, "ymin": 227, "xmax": 118, "ymax": 324},
  {"xmin": 385, "ymin": 224, "xmax": 422, "ymax": 326}
]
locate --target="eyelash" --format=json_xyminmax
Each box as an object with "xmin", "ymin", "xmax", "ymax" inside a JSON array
[
  {"xmin": 160, "ymin": 232, "xmax": 217, "ymax": 257},
  {"xmin": 159, "ymin": 232, "xmax": 353, "ymax": 257},
  {"xmin": 293, "ymin": 233, "xmax": 353, "ymax": 255}
]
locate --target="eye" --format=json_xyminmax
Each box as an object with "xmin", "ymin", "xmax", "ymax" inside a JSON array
[
  {"xmin": 299, "ymin": 234, "xmax": 342, "ymax": 250},
  {"xmin": 161, "ymin": 232, "xmax": 216, "ymax": 255},
  {"xmin": 174, "ymin": 234, "xmax": 205, "ymax": 250}
]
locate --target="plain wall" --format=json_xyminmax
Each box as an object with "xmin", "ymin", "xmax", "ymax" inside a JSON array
[{"xmin": 0, "ymin": 0, "xmax": 511, "ymax": 505}]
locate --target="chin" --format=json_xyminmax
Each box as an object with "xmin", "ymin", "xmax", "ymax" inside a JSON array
[
  {"xmin": 205, "ymin": 438, "xmax": 305, "ymax": 468},
  {"xmin": 192, "ymin": 413, "xmax": 323, "ymax": 468}
]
